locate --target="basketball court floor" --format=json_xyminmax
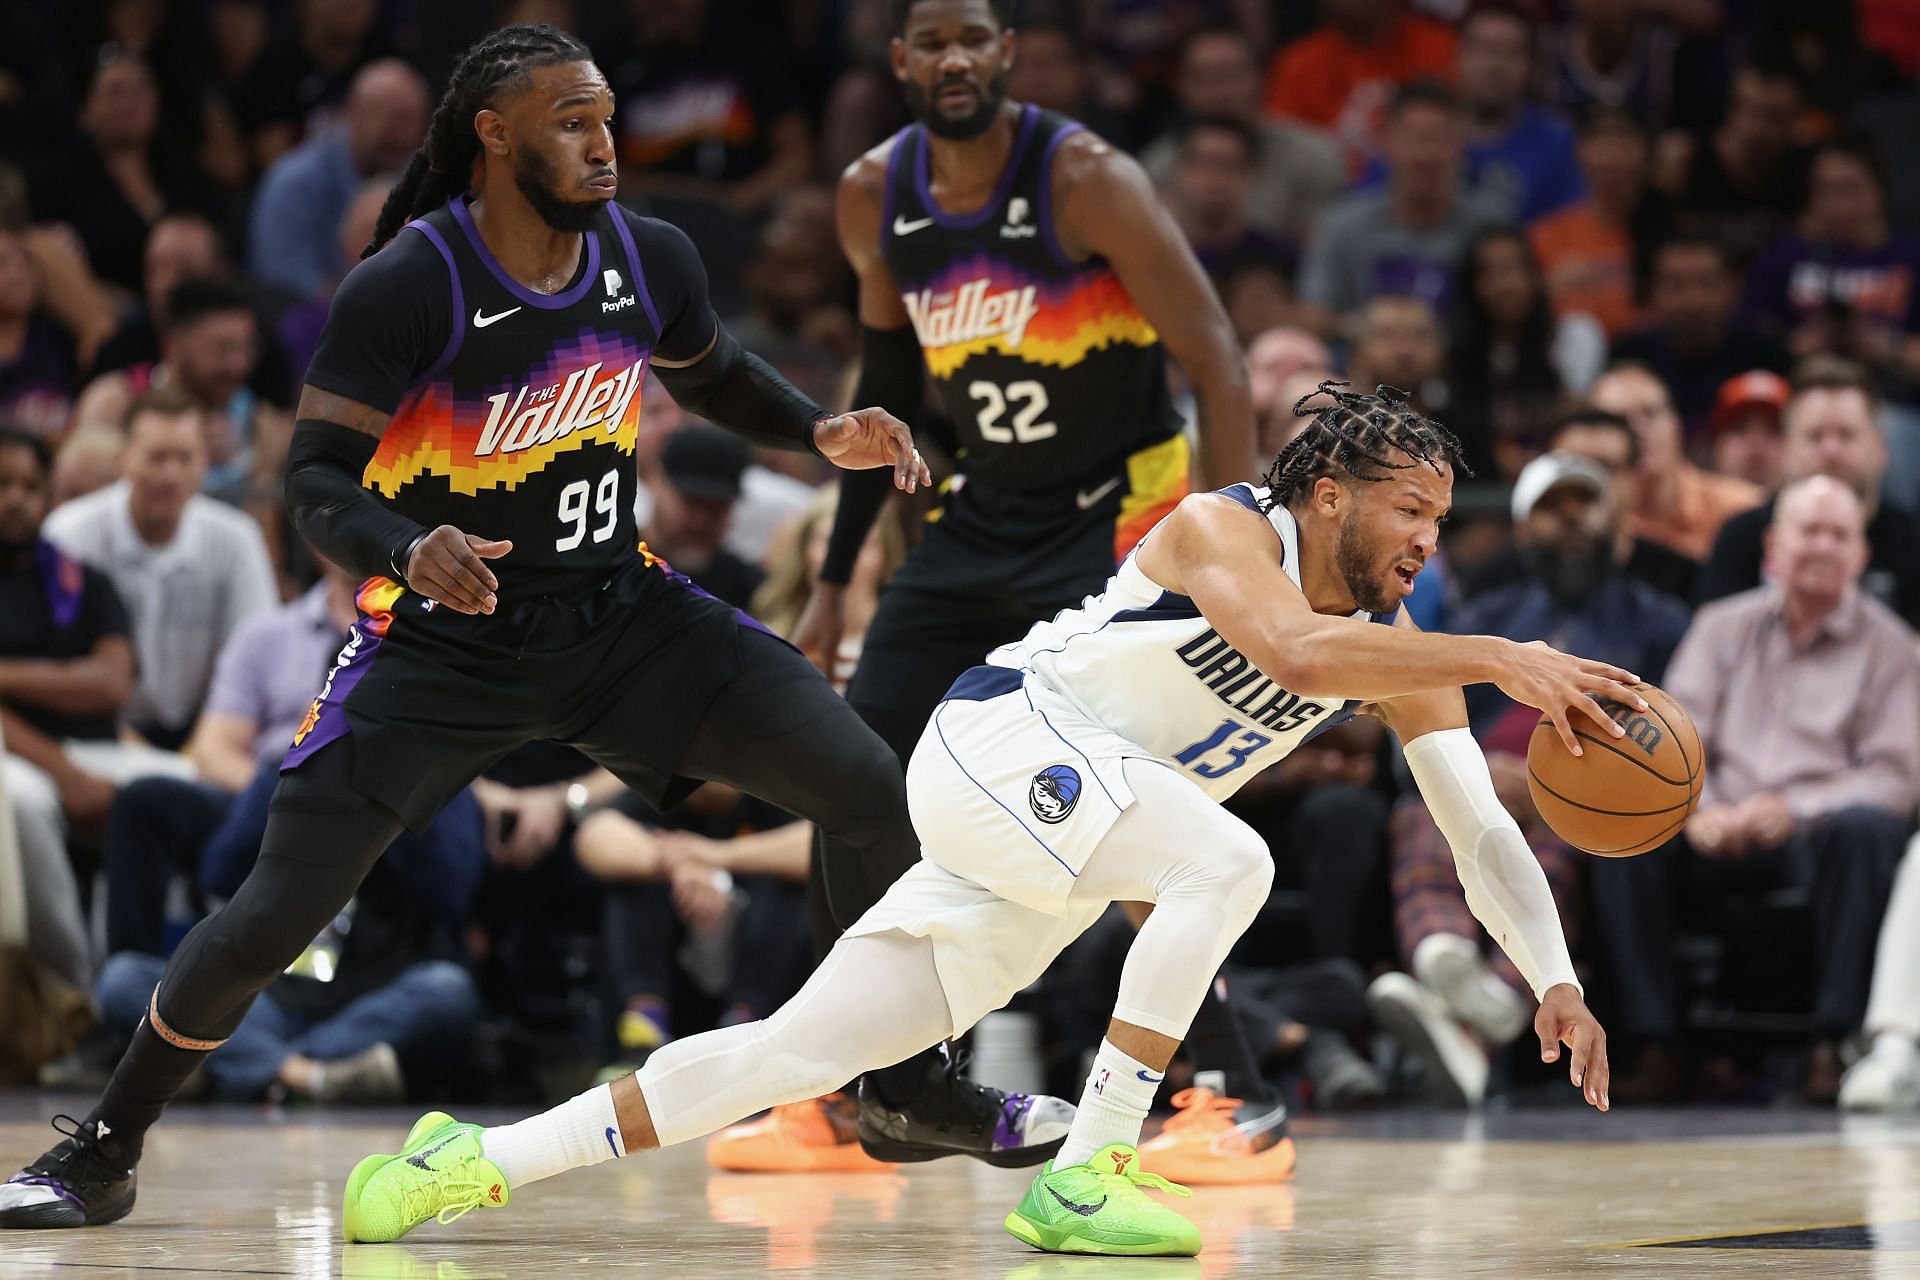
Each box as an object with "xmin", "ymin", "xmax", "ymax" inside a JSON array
[{"xmin": 6, "ymin": 1094, "xmax": 1919, "ymax": 1277}]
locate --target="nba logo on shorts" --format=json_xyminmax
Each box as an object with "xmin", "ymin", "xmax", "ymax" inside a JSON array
[{"xmin": 1029, "ymin": 765, "xmax": 1081, "ymax": 824}]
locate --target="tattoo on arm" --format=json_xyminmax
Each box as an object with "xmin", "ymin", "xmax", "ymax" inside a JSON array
[{"xmin": 294, "ymin": 385, "xmax": 391, "ymax": 437}]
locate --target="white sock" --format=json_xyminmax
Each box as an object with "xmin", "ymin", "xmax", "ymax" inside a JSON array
[
  {"xmin": 1874, "ymin": 1031, "xmax": 1918, "ymax": 1063},
  {"xmin": 480, "ymin": 1082, "xmax": 625, "ymax": 1188},
  {"xmin": 1055, "ymin": 1039, "xmax": 1162, "ymax": 1168}
]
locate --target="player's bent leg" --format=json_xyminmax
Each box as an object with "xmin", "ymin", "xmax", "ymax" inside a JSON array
[
  {"xmin": 1, "ymin": 742, "xmax": 407, "ymax": 1231},
  {"xmin": 342, "ymin": 932, "xmax": 961, "ymax": 1243}
]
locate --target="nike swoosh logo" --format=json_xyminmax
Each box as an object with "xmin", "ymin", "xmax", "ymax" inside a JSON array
[
  {"xmin": 1135, "ymin": 1069, "xmax": 1165, "ymax": 1083},
  {"xmin": 473, "ymin": 306, "xmax": 522, "ymax": 328},
  {"xmin": 1047, "ymin": 1185, "xmax": 1106, "ymax": 1217},
  {"xmin": 893, "ymin": 215, "xmax": 936, "ymax": 235},
  {"xmin": 1076, "ymin": 478, "xmax": 1122, "ymax": 509},
  {"xmin": 404, "ymin": 1136, "xmax": 459, "ymax": 1170},
  {"xmin": 604, "ymin": 1126, "xmax": 620, "ymax": 1158}
]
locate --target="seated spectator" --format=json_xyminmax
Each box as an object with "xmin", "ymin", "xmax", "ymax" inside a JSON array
[
  {"xmin": 1699, "ymin": 359, "xmax": 1920, "ymax": 627},
  {"xmin": 1612, "ymin": 236, "xmax": 1792, "ymax": 440},
  {"xmin": 1451, "ymin": 4, "xmax": 1585, "ymax": 224},
  {"xmin": 231, "ymin": 0, "xmax": 399, "ymax": 173},
  {"xmin": 1468, "ymin": 406, "xmax": 1701, "ymax": 603},
  {"xmin": 1591, "ymin": 476, "xmax": 1919, "ymax": 1103},
  {"xmin": 0, "ymin": 228, "xmax": 77, "ymax": 438},
  {"xmin": 1002, "ymin": 19, "xmax": 1132, "ymax": 153},
  {"xmin": 1841, "ymin": 838, "xmax": 1920, "ymax": 1111},
  {"xmin": 1538, "ymin": 0, "xmax": 1686, "ymax": 133},
  {"xmin": 247, "ymin": 59, "xmax": 427, "ymax": 300},
  {"xmin": 1217, "ymin": 253, "xmax": 1306, "ymax": 349},
  {"xmin": 1297, "ymin": 81, "xmax": 1505, "ymax": 329},
  {"xmin": 1446, "ymin": 226, "xmax": 1603, "ymax": 481},
  {"xmin": 1141, "ymin": 27, "xmax": 1345, "ymax": 247},
  {"xmin": 1589, "ymin": 362, "xmax": 1764, "ymax": 562},
  {"xmin": 1246, "ymin": 327, "xmax": 1334, "ymax": 454},
  {"xmin": 1530, "ymin": 105, "xmax": 1673, "ymax": 342},
  {"xmin": 26, "ymin": 49, "xmax": 220, "ymax": 294},
  {"xmin": 1660, "ymin": 60, "xmax": 1813, "ymax": 272},
  {"xmin": 276, "ymin": 178, "xmax": 395, "ymax": 382},
  {"xmin": 1373, "ymin": 452, "xmax": 1692, "ymax": 1105},
  {"xmin": 751, "ymin": 487, "xmax": 907, "ymax": 693},
  {"xmin": 1164, "ymin": 116, "xmax": 1296, "ymax": 279},
  {"xmin": 817, "ymin": 0, "xmax": 911, "ymax": 179},
  {"xmin": 1345, "ymin": 294, "xmax": 1446, "ymax": 414},
  {"xmin": 91, "ymin": 765, "xmax": 486, "ymax": 1104},
  {"xmin": 727, "ymin": 186, "xmax": 857, "ymax": 412},
  {"xmin": 90, "ymin": 214, "xmax": 297, "ymax": 411},
  {"xmin": 1706, "ymin": 370, "xmax": 1790, "ymax": 493},
  {"xmin": 1261, "ymin": 0, "xmax": 1457, "ymax": 167},
  {"xmin": 1742, "ymin": 134, "xmax": 1920, "ymax": 394},
  {"xmin": 0, "ymin": 428, "xmax": 146, "ymax": 987},
  {"xmin": 642, "ymin": 425, "xmax": 767, "ymax": 610},
  {"xmin": 45, "ymin": 389, "xmax": 278, "ymax": 750}
]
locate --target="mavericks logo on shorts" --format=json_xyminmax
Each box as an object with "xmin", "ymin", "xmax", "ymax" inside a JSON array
[{"xmin": 1029, "ymin": 765, "xmax": 1082, "ymax": 824}]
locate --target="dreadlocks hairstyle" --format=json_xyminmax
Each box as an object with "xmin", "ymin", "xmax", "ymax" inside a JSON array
[
  {"xmin": 364, "ymin": 23, "xmax": 592, "ymax": 258},
  {"xmin": 1260, "ymin": 381, "xmax": 1470, "ymax": 513}
]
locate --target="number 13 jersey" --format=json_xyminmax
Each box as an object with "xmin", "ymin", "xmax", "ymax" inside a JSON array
[
  {"xmin": 305, "ymin": 196, "xmax": 720, "ymax": 602},
  {"xmin": 883, "ymin": 104, "xmax": 1180, "ymax": 502}
]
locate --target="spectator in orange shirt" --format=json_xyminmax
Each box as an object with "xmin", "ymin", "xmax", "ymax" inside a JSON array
[
  {"xmin": 1530, "ymin": 106, "xmax": 1673, "ymax": 341},
  {"xmin": 1262, "ymin": 0, "xmax": 1457, "ymax": 167}
]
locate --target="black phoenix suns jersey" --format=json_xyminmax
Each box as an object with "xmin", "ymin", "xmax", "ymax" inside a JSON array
[
  {"xmin": 882, "ymin": 103, "xmax": 1184, "ymax": 540},
  {"xmin": 305, "ymin": 196, "xmax": 716, "ymax": 602}
]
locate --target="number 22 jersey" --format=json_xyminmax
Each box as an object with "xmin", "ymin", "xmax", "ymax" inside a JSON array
[{"xmin": 304, "ymin": 196, "xmax": 717, "ymax": 602}]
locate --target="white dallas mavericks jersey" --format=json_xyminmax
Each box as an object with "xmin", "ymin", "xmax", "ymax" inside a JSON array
[{"xmin": 983, "ymin": 483, "xmax": 1396, "ymax": 802}]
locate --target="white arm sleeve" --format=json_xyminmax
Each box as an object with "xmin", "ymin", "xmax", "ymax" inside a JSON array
[{"xmin": 1402, "ymin": 727, "xmax": 1581, "ymax": 1000}]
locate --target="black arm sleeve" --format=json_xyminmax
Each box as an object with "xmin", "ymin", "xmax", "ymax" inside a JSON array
[
  {"xmin": 652, "ymin": 324, "xmax": 830, "ymax": 455},
  {"xmin": 284, "ymin": 420, "xmax": 432, "ymax": 583},
  {"xmin": 820, "ymin": 323, "xmax": 925, "ymax": 585}
]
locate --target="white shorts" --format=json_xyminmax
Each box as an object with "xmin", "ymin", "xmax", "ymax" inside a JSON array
[{"xmin": 841, "ymin": 666, "xmax": 1144, "ymax": 1037}]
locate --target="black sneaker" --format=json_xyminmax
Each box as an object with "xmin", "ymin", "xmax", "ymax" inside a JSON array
[
  {"xmin": 0, "ymin": 1116, "xmax": 137, "ymax": 1228},
  {"xmin": 857, "ymin": 1048, "xmax": 1074, "ymax": 1168}
]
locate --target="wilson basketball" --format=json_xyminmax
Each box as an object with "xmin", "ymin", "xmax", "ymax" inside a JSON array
[{"xmin": 1526, "ymin": 683, "xmax": 1703, "ymax": 857}]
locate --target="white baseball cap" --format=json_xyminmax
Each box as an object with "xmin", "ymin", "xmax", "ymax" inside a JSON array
[{"xmin": 1510, "ymin": 452, "xmax": 1610, "ymax": 523}]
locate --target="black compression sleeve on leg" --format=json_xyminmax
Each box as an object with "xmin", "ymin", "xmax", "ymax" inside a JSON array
[
  {"xmin": 821, "ymin": 324, "xmax": 925, "ymax": 584},
  {"xmin": 653, "ymin": 325, "xmax": 830, "ymax": 456},
  {"xmin": 284, "ymin": 419, "xmax": 430, "ymax": 582},
  {"xmin": 1184, "ymin": 974, "xmax": 1278, "ymax": 1104}
]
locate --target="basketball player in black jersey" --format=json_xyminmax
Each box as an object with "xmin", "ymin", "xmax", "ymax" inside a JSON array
[
  {"xmin": 766, "ymin": 0, "xmax": 1291, "ymax": 1185},
  {"xmin": 0, "ymin": 25, "xmax": 1072, "ymax": 1232}
]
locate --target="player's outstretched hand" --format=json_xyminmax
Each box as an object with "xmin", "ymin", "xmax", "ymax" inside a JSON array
[
  {"xmin": 1537, "ymin": 983, "xmax": 1609, "ymax": 1111},
  {"xmin": 407, "ymin": 524, "xmax": 512, "ymax": 615},
  {"xmin": 813, "ymin": 407, "xmax": 933, "ymax": 492},
  {"xmin": 1493, "ymin": 639, "xmax": 1647, "ymax": 757},
  {"xmin": 792, "ymin": 583, "xmax": 847, "ymax": 676}
]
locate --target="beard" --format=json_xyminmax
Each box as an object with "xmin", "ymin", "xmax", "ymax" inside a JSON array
[
  {"xmin": 1523, "ymin": 539, "xmax": 1613, "ymax": 609},
  {"xmin": 904, "ymin": 71, "xmax": 1007, "ymax": 140},
  {"xmin": 513, "ymin": 146, "xmax": 608, "ymax": 233},
  {"xmin": 1335, "ymin": 515, "xmax": 1401, "ymax": 615}
]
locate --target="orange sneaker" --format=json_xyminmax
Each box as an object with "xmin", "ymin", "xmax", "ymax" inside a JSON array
[
  {"xmin": 1138, "ymin": 1087, "xmax": 1296, "ymax": 1185},
  {"xmin": 707, "ymin": 1093, "xmax": 901, "ymax": 1173}
]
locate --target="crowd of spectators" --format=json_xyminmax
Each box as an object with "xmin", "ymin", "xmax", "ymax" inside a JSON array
[{"xmin": 3, "ymin": 0, "xmax": 1920, "ymax": 1114}]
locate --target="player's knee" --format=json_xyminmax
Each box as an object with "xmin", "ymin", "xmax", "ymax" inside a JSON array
[{"xmin": 1214, "ymin": 828, "xmax": 1274, "ymax": 915}]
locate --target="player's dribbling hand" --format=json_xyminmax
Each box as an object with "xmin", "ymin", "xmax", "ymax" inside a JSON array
[
  {"xmin": 406, "ymin": 525, "xmax": 512, "ymax": 614},
  {"xmin": 1537, "ymin": 983, "xmax": 1609, "ymax": 1112},
  {"xmin": 812, "ymin": 407, "xmax": 933, "ymax": 492},
  {"xmin": 1493, "ymin": 640, "xmax": 1647, "ymax": 757}
]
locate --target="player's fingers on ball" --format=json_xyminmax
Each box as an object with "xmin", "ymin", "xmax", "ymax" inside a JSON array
[
  {"xmin": 1549, "ymin": 708, "xmax": 1583, "ymax": 756},
  {"xmin": 1573, "ymin": 693, "xmax": 1625, "ymax": 737}
]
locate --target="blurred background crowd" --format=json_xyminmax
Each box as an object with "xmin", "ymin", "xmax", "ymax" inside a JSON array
[{"xmin": 4, "ymin": 0, "xmax": 1920, "ymax": 1119}]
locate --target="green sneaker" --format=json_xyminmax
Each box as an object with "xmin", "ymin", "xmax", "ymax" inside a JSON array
[
  {"xmin": 1003, "ymin": 1143, "xmax": 1200, "ymax": 1257},
  {"xmin": 342, "ymin": 1113, "xmax": 510, "ymax": 1244}
]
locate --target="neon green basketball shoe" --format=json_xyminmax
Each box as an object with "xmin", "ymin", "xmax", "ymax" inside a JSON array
[
  {"xmin": 1003, "ymin": 1143, "xmax": 1200, "ymax": 1256},
  {"xmin": 342, "ymin": 1112, "xmax": 509, "ymax": 1244}
]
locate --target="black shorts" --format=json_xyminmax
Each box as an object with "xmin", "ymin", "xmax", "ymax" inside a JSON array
[{"xmin": 282, "ymin": 555, "xmax": 751, "ymax": 830}]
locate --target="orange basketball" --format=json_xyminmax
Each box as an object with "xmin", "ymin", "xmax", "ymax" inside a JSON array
[{"xmin": 1525, "ymin": 683, "xmax": 1704, "ymax": 857}]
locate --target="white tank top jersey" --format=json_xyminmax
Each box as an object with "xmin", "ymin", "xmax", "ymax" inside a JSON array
[{"xmin": 981, "ymin": 483, "xmax": 1398, "ymax": 801}]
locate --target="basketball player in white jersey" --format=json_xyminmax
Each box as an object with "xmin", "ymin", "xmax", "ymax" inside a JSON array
[{"xmin": 340, "ymin": 384, "xmax": 1627, "ymax": 1258}]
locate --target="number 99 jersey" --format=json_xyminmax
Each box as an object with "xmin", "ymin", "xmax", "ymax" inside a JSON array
[
  {"xmin": 883, "ymin": 105, "xmax": 1181, "ymax": 500},
  {"xmin": 304, "ymin": 196, "xmax": 718, "ymax": 602}
]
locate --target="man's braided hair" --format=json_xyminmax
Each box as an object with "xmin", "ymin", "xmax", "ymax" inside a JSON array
[
  {"xmin": 363, "ymin": 23, "xmax": 592, "ymax": 259},
  {"xmin": 1259, "ymin": 381, "xmax": 1469, "ymax": 512}
]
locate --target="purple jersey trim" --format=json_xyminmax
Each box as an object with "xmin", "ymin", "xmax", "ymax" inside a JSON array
[
  {"xmin": 1035, "ymin": 121, "xmax": 1088, "ymax": 269},
  {"xmin": 914, "ymin": 104, "xmax": 1039, "ymax": 230},
  {"xmin": 448, "ymin": 196, "xmax": 601, "ymax": 310},
  {"xmin": 402, "ymin": 219, "xmax": 465, "ymax": 382},
  {"xmin": 657, "ymin": 563, "xmax": 802, "ymax": 657},
  {"xmin": 606, "ymin": 208, "xmax": 663, "ymax": 336},
  {"xmin": 280, "ymin": 621, "xmax": 386, "ymax": 771}
]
